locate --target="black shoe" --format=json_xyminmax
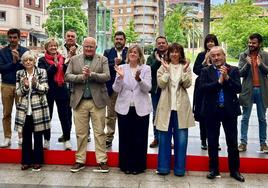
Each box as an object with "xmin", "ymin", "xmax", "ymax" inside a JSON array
[
  {"xmin": 230, "ymin": 172, "xmax": 245, "ymax": 182},
  {"xmin": 207, "ymin": 171, "xmax": 221, "ymax": 179},
  {"xmin": 106, "ymin": 141, "xmax": 112, "ymax": 148},
  {"xmin": 124, "ymin": 170, "xmax": 132, "ymax": 174},
  {"xmin": 132, "ymin": 170, "xmax": 144, "ymax": 175},
  {"xmin": 58, "ymin": 135, "xmax": 65, "ymax": 142},
  {"xmin": 201, "ymin": 140, "xmax": 207, "ymax": 150}
]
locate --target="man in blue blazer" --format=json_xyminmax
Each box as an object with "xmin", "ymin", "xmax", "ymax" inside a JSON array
[
  {"xmin": 200, "ymin": 46, "xmax": 245, "ymax": 182},
  {"xmin": 103, "ymin": 31, "xmax": 128, "ymax": 148}
]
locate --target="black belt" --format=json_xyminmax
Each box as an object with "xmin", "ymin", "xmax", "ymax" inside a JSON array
[{"xmin": 83, "ymin": 97, "xmax": 92, "ymax": 100}]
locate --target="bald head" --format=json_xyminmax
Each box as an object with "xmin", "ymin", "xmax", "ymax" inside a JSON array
[
  {"xmin": 209, "ymin": 46, "xmax": 226, "ymax": 68},
  {"xmin": 83, "ymin": 37, "xmax": 97, "ymax": 57}
]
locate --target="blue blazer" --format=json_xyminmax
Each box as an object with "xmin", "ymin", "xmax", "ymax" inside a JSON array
[{"xmin": 104, "ymin": 47, "xmax": 128, "ymax": 96}]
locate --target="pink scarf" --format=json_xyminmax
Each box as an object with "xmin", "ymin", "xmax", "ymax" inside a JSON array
[{"xmin": 45, "ymin": 52, "xmax": 65, "ymax": 86}]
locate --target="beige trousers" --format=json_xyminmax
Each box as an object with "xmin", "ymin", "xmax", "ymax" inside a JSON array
[
  {"xmin": 105, "ymin": 92, "xmax": 118, "ymax": 142},
  {"xmin": 74, "ymin": 99, "xmax": 107, "ymax": 164},
  {"xmin": 1, "ymin": 83, "xmax": 21, "ymax": 139}
]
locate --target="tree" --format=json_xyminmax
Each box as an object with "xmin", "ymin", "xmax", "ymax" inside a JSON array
[
  {"xmin": 88, "ymin": 0, "xmax": 97, "ymax": 37},
  {"xmin": 43, "ymin": 0, "xmax": 87, "ymax": 43},
  {"xmin": 164, "ymin": 5, "xmax": 201, "ymax": 46},
  {"xmin": 212, "ymin": 0, "xmax": 268, "ymax": 58},
  {"xmin": 158, "ymin": 0, "xmax": 165, "ymax": 36},
  {"xmin": 203, "ymin": 0, "xmax": 211, "ymax": 39},
  {"xmin": 125, "ymin": 19, "xmax": 139, "ymax": 45}
]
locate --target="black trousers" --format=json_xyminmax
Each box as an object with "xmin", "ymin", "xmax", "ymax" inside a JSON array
[
  {"xmin": 199, "ymin": 118, "xmax": 207, "ymax": 142},
  {"xmin": 117, "ymin": 107, "xmax": 149, "ymax": 172},
  {"xmin": 205, "ymin": 107, "xmax": 240, "ymax": 173},
  {"xmin": 21, "ymin": 115, "xmax": 44, "ymax": 165},
  {"xmin": 44, "ymin": 97, "xmax": 71, "ymax": 141}
]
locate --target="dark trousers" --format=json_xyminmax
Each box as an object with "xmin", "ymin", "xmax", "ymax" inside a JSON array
[
  {"xmin": 199, "ymin": 118, "xmax": 207, "ymax": 142},
  {"xmin": 21, "ymin": 115, "xmax": 43, "ymax": 165},
  {"xmin": 205, "ymin": 108, "xmax": 240, "ymax": 173},
  {"xmin": 151, "ymin": 89, "xmax": 161, "ymax": 140},
  {"xmin": 117, "ymin": 107, "xmax": 149, "ymax": 172},
  {"xmin": 44, "ymin": 97, "xmax": 71, "ymax": 141}
]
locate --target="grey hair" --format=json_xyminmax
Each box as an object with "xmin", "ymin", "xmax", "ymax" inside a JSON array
[{"xmin": 21, "ymin": 50, "xmax": 37, "ymax": 63}]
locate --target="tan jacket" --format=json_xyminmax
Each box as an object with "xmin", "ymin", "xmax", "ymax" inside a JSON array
[
  {"xmin": 65, "ymin": 54, "xmax": 110, "ymax": 109},
  {"xmin": 155, "ymin": 65, "xmax": 195, "ymax": 131}
]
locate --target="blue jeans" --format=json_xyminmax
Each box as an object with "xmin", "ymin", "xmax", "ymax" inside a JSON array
[
  {"xmin": 157, "ymin": 111, "xmax": 188, "ymax": 175},
  {"xmin": 240, "ymin": 87, "xmax": 267, "ymax": 145},
  {"xmin": 151, "ymin": 89, "xmax": 161, "ymax": 140}
]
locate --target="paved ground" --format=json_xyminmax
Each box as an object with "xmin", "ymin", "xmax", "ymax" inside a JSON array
[{"xmin": 0, "ymin": 164, "xmax": 268, "ymax": 188}]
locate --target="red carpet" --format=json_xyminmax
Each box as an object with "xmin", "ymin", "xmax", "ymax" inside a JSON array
[{"xmin": 0, "ymin": 148, "xmax": 268, "ymax": 173}]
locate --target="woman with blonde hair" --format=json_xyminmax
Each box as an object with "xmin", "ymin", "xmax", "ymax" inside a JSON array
[
  {"xmin": 155, "ymin": 43, "xmax": 195, "ymax": 176},
  {"xmin": 38, "ymin": 37, "xmax": 72, "ymax": 150},
  {"xmin": 113, "ymin": 44, "xmax": 152, "ymax": 175},
  {"xmin": 15, "ymin": 51, "xmax": 50, "ymax": 171}
]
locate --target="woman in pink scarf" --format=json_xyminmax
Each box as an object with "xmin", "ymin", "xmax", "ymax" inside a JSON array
[{"xmin": 38, "ymin": 37, "xmax": 72, "ymax": 151}]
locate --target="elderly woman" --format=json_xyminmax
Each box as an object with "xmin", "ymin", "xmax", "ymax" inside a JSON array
[
  {"xmin": 155, "ymin": 43, "xmax": 195, "ymax": 176},
  {"xmin": 113, "ymin": 45, "xmax": 152, "ymax": 175},
  {"xmin": 38, "ymin": 37, "xmax": 71, "ymax": 150},
  {"xmin": 193, "ymin": 34, "xmax": 219, "ymax": 150},
  {"xmin": 15, "ymin": 51, "xmax": 50, "ymax": 171}
]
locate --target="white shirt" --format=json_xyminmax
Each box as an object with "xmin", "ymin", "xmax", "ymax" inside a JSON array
[
  {"xmin": 170, "ymin": 64, "xmax": 181, "ymax": 111},
  {"xmin": 26, "ymin": 71, "xmax": 34, "ymax": 115}
]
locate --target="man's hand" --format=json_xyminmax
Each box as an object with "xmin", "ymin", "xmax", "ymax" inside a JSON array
[
  {"xmin": 114, "ymin": 57, "xmax": 122, "ymax": 65},
  {"xmin": 219, "ymin": 65, "xmax": 229, "ymax": 82},
  {"xmin": 82, "ymin": 65, "xmax": 90, "ymax": 80},
  {"xmin": 246, "ymin": 56, "xmax": 252, "ymax": 65},
  {"xmin": 69, "ymin": 46, "xmax": 77, "ymax": 57},
  {"xmin": 257, "ymin": 55, "xmax": 261, "ymax": 66},
  {"xmin": 11, "ymin": 49, "xmax": 20, "ymax": 64}
]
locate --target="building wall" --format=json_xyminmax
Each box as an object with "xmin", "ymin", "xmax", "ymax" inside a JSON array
[
  {"xmin": 0, "ymin": 0, "xmax": 47, "ymax": 47},
  {"xmin": 99, "ymin": 0, "xmax": 158, "ymax": 43}
]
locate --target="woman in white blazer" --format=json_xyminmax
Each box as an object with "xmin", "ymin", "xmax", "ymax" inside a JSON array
[{"xmin": 113, "ymin": 44, "xmax": 152, "ymax": 175}]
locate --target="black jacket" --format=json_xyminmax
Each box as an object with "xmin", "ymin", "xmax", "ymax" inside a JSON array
[{"xmin": 200, "ymin": 64, "xmax": 242, "ymax": 118}]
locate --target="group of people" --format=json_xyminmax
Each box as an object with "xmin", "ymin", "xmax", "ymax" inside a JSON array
[{"xmin": 0, "ymin": 28, "xmax": 268, "ymax": 182}]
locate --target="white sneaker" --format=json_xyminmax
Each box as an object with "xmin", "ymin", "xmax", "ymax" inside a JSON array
[
  {"xmin": 18, "ymin": 138, "xmax": 23, "ymax": 145},
  {"xmin": 64, "ymin": 140, "xmax": 72, "ymax": 150},
  {"xmin": 43, "ymin": 140, "xmax": 50, "ymax": 150},
  {"xmin": 0, "ymin": 138, "xmax": 11, "ymax": 148}
]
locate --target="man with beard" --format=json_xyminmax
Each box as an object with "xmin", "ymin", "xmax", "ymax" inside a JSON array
[
  {"xmin": 103, "ymin": 31, "xmax": 128, "ymax": 148},
  {"xmin": 238, "ymin": 33, "xmax": 268, "ymax": 153},
  {"xmin": 0, "ymin": 28, "xmax": 28, "ymax": 147},
  {"xmin": 146, "ymin": 36, "xmax": 168, "ymax": 148}
]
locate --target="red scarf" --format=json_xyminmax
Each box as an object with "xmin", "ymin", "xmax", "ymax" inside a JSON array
[{"xmin": 45, "ymin": 52, "xmax": 65, "ymax": 86}]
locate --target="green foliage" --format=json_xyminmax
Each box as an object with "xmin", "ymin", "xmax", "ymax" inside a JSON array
[
  {"xmin": 212, "ymin": 0, "xmax": 268, "ymax": 58},
  {"xmin": 42, "ymin": 0, "xmax": 87, "ymax": 43},
  {"xmin": 164, "ymin": 4, "xmax": 202, "ymax": 46},
  {"xmin": 125, "ymin": 19, "xmax": 139, "ymax": 45}
]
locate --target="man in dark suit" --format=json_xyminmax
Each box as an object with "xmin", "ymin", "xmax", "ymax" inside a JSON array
[
  {"xmin": 103, "ymin": 31, "xmax": 128, "ymax": 148},
  {"xmin": 200, "ymin": 46, "xmax": 245, "ymax": 182}
]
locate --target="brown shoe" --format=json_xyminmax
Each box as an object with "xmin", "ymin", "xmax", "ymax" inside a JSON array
[
  {"xmin": 70, "ymin": 162, "xmax": 85, "ymax": 173},
  {"xmin": 149, "ymin": 139, "xmax": 159, "ymax": 148},
  {"xmin": 93, "ymin": 162, "xmax": 110, "ymax": 173}
]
